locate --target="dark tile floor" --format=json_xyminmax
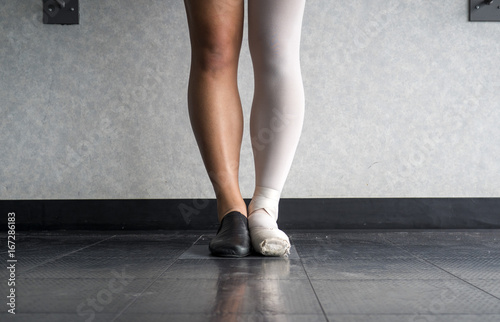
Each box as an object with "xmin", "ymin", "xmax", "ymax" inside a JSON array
[{"xmin": 1, "ymin": 230, "xmax": 500, "ymax": 321}]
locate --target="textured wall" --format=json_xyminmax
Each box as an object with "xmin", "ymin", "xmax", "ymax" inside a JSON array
[{"xmin": 1, "ymin": 0, "xmax": 499, "ymax": 199}]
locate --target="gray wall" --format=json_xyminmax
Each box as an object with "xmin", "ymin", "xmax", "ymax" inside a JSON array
[{"xmin": 1, "ymin": 0, "xmax": 499, "ymax": 200}]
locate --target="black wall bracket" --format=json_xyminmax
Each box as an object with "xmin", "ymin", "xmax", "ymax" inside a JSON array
[
  {"xmin": 470, "ymin": 0, "xmax": 500, "ymax": 21},
  {"xmin": 43, "ymin": 0, "xmax": 79, "ymax": 24}
]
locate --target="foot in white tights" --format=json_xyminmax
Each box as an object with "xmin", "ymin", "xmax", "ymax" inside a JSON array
[{"xmin": 248, "ymin": 186, "xmax": 290, "ymax": 257}]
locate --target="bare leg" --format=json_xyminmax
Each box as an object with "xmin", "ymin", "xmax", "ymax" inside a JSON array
[{"xmin": 184, "ymin": 0, "xmax": 246, "ymax": 222}]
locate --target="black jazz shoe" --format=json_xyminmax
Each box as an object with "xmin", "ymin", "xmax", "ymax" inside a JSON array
[{"xmin": 209, "ymin": 211, "xmax": 251, "ymax": 257}]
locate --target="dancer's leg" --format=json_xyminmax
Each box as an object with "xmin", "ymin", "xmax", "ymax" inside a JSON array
[
  {"xmin": 184, "ymin": 0, "xmax": 246, "ymax": 222},
  {"xmin": 248, "ymin": 0, "xmax": 306, "ymax": 256}
]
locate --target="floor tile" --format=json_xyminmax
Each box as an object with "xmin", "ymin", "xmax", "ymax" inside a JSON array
[
  {"xmin": 295, "ymin": 244, "xmax": 411, "ymax": 260},
  {"xmin": 0, "ymin": 313, "xmax": 117, "ymax": 322},
  {"xmin": 6, "ymin": 236, "xmax": 112, "ymax": 257},
  {"xmin": 312, "ymin": 279, "xmax": 500, "ymax": 314},
  {"xmin": 107, "ymin": 232, "xmax": 202, "ymax": 245},
  {"xmin": 18, "ymin": 256, "xmax": 176, "ymax": 279},
  {"xmin": 125, "ymin": 278, "xmax": 323, "ymax": 314},
  {"xmin": 383, "ymin": 230, "xmax": 500, "ymax": 247},
  {"xmin": 1, "ymin": 277, "xmax": 152, "ymax": 314},
  {"xmin": 301, "ymin": 257, "xmax": 454, "ymax": 280},
  {"xmin": 193, "ymin": 234, "xmax": 213, "ymax": 245},
  {"xmin": 65, "ymin": 241, "xmax": 189, "ymax": 258},
  {"xmin": 114, "ymin": 313, "xmax": 328, "ymax": 322},
  {"xmin": 400, "ymin": 245, "xmax": 500, "ymax": 259},
  {"xmin": 426, "ymin": 257, "xmax": 500, "ymax": 279},
  {"xmin": 179, "ymin": 244, "xmax": 300, "ymax": 259},
  {"xmin": 1, "ymin": 229, "xmax": 499, "ymax": 322},
  {"xmin": 326, "ymin": 314, "xmax": 500, "ymax": 322},
  {"xmin": 467, "ymin": 279, "xmax": 500, "ymax": 298},
  {"xmin": 161, "ymin": 258, "xmax": 307, "ymax": 280},
  {"xmin": 289, "ymin": 231, "xmax": 390, "ymax": 246},
  {"xmin": 1, "ymin": 257, "xmax": 56, "ymax": 276}
]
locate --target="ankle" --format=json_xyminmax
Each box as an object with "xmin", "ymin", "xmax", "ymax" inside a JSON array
[
  {"xmin": 215, "ymin": 190, "xmax": 246, "ymax": 217},
  {"xmin": 217, "ymin": 201, "xmax": 247, "ymax": 222},
  {"xmin": 248, "ymin": 186, "xmax": 281, "ymax": 221}
]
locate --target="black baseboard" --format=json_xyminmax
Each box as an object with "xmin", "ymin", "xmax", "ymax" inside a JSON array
[{"xmin": 0, "ymin": 198, "xmax": 499, "ymax": 230}]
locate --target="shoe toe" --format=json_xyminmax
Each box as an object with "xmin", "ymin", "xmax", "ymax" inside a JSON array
[{"xmin": 209, "ymin": 212, "xmax": 251, "ymax": 257}]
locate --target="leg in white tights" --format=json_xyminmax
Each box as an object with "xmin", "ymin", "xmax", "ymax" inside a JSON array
[{"xmin": 248, "ymin": 0, "xmax": 306, "ymax": 256}]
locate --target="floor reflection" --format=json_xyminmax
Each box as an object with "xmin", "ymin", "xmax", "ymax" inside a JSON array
[{"xmin": 210, "ymin": 258, "xmax": 291, "ymax": 320}]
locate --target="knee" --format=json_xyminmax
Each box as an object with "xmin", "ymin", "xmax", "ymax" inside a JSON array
[
  {"xmin": 251, "ymin": 42, "xmax": 300, "ymax": 76},
  {"xmin": 192, "ymin": 32, "xmax": 240, "ymax": 73}
]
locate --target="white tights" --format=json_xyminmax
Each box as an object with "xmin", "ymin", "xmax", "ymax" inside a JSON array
[{"xmin": 248, "ymin": 0, "xmax": 306, "ymax": 256}]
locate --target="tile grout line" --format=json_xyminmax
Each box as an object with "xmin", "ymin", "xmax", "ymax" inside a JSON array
[
  {"xmin": 380, "ymin": 234, "xmax": 500, "ymax": 302},
  {"xmin": 292, "ymin": 239, "xmax": 330, "ymax": 322},
  {"xmin": 192, "ymin": 234, "xmax": 204, "ymax": 246},
  {"xmin": 110, "ymin": 233, "xmax": 206, "ymax": 321}
]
